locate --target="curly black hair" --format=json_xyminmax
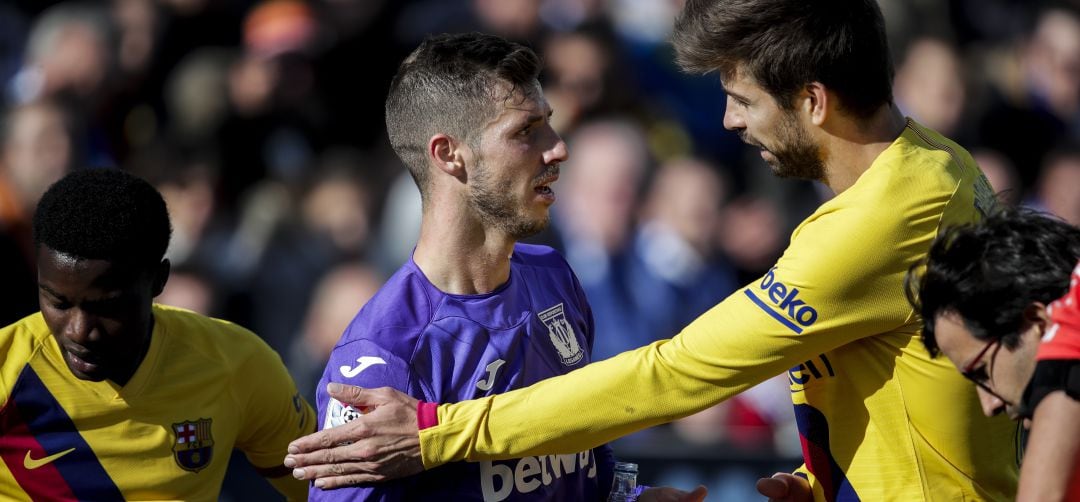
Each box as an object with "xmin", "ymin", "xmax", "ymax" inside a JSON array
[
  {"xmin": 906, "ymin": 208, "xmax": 1080, "ymax": 357},
  {"xmin": 33, "ymin": 168, "xmax": 171, "ymax": 267}
]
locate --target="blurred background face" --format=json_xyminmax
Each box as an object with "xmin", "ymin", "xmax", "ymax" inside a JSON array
[
  {"xmin": 1037, "ymin": 154, "xmax": 1080, "ymax": 226},
  {"xmin": 560, "ymin": 121, "xmax": 647, "ymax": 252},
  {"xmin": 644, "ymin": 157, "xmax": 726, "ymax": 254},
  {"xmin": 542, "ymin": 31, "xmax": 609, "ymax": 132},
  {"xmin": 894, "ymin": 37, "xmax": 966, "ymax": 136},
  {"xmin": 1, "ymin": 102, "xmax": 73, "ymax": 211},
  {"xmin": 1026, "ymin": 9, "xmax": 1080, "ymax": 120},
  {"xmin": 971, "ymin": 148, "xmax": 1020, "ymax": 205},
  {"xmin": 472, "ymin": 0, "xmax": 541, "ymax": 40}
]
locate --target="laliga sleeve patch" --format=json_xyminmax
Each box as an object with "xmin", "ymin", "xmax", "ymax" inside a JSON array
[{"xmin": 323, "ymin": 397, "xmax": 364, "ymax": 430}]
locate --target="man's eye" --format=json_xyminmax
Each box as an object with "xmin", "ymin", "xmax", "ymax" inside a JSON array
[
  {"xmin": 969, "ymin": 366, "xmax": 989, "ymax": 383},
  {"xmin": 87, "ymin": 298, "xmax": 125, "ymax": 317}
]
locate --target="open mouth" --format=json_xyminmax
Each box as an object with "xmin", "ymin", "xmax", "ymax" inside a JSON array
[{"xmin": 533, "ymin": 167, "xmax": 560, "ymax": 198}]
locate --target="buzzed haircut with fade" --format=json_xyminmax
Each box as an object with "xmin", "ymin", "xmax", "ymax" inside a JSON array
[
  {"xmin": 33, "ymin": 168, "xmax": 172, "ymax": 268},
  {"xmin": 384, "ymin": 32, "xmax": 542, "ymax": 200}
]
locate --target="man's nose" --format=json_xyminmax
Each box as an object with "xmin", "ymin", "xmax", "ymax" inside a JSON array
[
  {"xmin": 723, "ymin": 97, "xmax": 745, "ymax": 131},
  {"xmin": 545, "ymin": 131, "xmax": 568, "ymax": 165},
  {"xmin": 976, "ymin": 386, "xmax": 1006, "ymax": 417},
  {"xmin": 66, "ymin": 309, "xmax": 101, "ymax": 344}
]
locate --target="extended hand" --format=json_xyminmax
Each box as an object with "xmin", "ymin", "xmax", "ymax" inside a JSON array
[
  {"xmin": 639, "ymin": 485, "xmax": 708, "ymax": 502},
  {"xmin": 756, "ymin": 472, "xmax": 812, "ymax": 502},
  {"xmin": 284, "ymin": 383, "xmax": 424, "ymax": 489}
]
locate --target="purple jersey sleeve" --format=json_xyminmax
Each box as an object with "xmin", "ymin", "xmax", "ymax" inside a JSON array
[
  {"xmin": 311, "ymin": 336, "xmax": 416, "ymax": 501},
  {"xmin": 316, "ymin": 337, "xmax": 414, "ymax": 432}
]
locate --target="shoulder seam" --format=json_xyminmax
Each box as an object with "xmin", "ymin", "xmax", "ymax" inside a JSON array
[{"xmin": 905, "ymin": 120, "xmax": 965, "ymax": 172}]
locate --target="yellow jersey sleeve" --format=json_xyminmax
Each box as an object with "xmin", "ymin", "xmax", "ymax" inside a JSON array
[
  {"xmin": 421, "ymin": 121, "xmax": 1018, "ymax": 501},
  {"xmin": 233, "ymin": 334, "xmax": 316, "ymax": 500}
]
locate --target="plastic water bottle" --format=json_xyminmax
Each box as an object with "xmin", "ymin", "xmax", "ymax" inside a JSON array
[{"xmin": 608, "ymin": 462, "xmax": 640, "ymax": 502}]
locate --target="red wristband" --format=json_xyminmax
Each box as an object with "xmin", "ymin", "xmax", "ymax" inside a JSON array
[{"xmin": 417, "ymin": 401, "xmax": 439, "ymax": 430}]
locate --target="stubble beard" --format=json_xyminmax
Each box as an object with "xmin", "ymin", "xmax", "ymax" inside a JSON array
[
  {"xmin": 753, "ymin": 112, "xmax": 826, "ymax": 182},
  {"xmin": 469, "ymin": 159, "xmax": 550, "ymax": 240}
]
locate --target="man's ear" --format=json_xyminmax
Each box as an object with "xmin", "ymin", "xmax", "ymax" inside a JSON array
[
  {"xmin": 1023, "ymin": 302, "xmax": 1051, "ymax": 328},
  {"xmin": 151, "ymin": 259, "xmax": 170, "ymax": 297},
  {"xmin": 804, "ymin": 82, "xmax": 829, "ymax": 126},
  {"xmin": 429, "ymin": 134, "xmax": 466, "ymax": 178}
]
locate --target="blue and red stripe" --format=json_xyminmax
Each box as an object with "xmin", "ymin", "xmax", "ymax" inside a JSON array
[
  {"xmin": 0, "ymin": 366, "xmax": 124, "ymax": 500},
  {"xmin": 793, "ymin": 403, "xmax": 860, "ymax": 502}
]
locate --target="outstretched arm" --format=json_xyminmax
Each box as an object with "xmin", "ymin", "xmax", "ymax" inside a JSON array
[{"xmin": 286, "ymin": 205, "xmax": 924, "ymax": 486}]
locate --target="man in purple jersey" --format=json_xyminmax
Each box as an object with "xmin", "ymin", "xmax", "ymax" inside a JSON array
[{"xmin": 302, "ymin": 33, "xmax": 705, "ymax": 501}]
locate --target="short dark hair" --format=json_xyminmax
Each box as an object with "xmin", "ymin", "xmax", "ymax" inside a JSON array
[
  {"xmin": 33, "ymin": 168, "xmax": 172, "ymax": 267},
  {"xmin": 906, "ymin": 209, "xmax": 1080, "ymax": 356},
  {"xmin": 385, "ymin": 32, "xmax": 542, "ymax": 198},
  {"xmin": 672, "ymin": 0, "xmax": 894, "ymax": 118}
]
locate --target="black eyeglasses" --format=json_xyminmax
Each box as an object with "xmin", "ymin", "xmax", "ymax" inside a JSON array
[{"xmin": 960, "ymin": 338, "xmax": 1010, "ymax": 404}]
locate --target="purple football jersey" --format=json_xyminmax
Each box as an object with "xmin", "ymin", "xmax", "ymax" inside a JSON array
[{"xmin": 312, "ymin": 243, "xmax": 615, "ymax": 501}]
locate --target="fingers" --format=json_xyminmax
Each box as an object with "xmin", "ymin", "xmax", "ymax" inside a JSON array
[
  {"xmin": 327, "ymin": 382, "xmax": 369, "ymax": 406},
  {"xmin": 755, "ymin": 474, "xmax": 790, "ymax": 499},
  {"xmin": 310, "ymin": 473, "xmax": 388, "ymax": 490},
  {"xmin": 289, "ymin": 460, "xmax": 384, "ymax": 483},
  {"xmin": 756, "ymin": 473, "xmax": 811, "ymax": 502},
  {"xmin": 286, "ymin": 440, "xmax": 371, "ymax": 469},
  {"xmin": 683, "ymin": 485, "xmax": 708, "ymax": 502},
  {"xmin": 288, "ymin": 420, "xmax": 369, "ymax": 457}
]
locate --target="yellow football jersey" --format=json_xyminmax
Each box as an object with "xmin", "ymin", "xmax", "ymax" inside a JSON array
[
  {"xmin": 420, "ymin": 120, "xmax": 1018, "ymax": 501},
  {"xmin": 0, "ymin": 305, "xmax": 315, "ymax": 501}
]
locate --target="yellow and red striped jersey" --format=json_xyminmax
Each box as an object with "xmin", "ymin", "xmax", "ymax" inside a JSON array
[{"xmin": 0, "ymin": 305, "xmax": 315, "ymax": 501}]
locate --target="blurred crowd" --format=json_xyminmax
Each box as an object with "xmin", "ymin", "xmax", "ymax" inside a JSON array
[{"xmin": 2, "ymin": 0, "xmax": 1080, "ymax": 496}]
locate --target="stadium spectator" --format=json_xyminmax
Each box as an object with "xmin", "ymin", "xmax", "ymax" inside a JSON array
[
  {"xmin": 304, "ymin": 32, "xmax": 703, "ymax": 501},
  {"xmin": 624, "ymin": 156, "xmax": 737, "ymax": 357},
  {"xmin": 284, "ymin": 1, "xmax": 1020, "ymax": 500},
  {"xmin": 1029, "ymin": 144, "xmax": 1080, "ymax": 226},
  {"xmin": 907, "ymin": 208, "xmax": 1080, "ymax": 501},
  {"xmin": 0, "ymin": 168, "xmax": 314, "ymax": 499},
  {"xmin": 971, "ymin": 147, "xmax": 1021, "ymax": 206},
  {"xmin": 286, "ymin": 263, "xmax": 383, "ymax": 402},
  {"xmin": 974, "ymin": 6, "xmax": 1080, "ymax": 189},
  {"xmin": 554, "ymin": 118, "xmax": 651, "ymax": 360},
  {"xmin": 893, "ymin": 36, "xmax": 967, "ymax": 138},
  {"xmin": 0, "ymin": 98, "xmax": 79, "ymax": 326}
]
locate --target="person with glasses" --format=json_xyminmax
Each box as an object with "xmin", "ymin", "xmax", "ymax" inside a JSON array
[{"xmin": 907, "ymin": 208, "xmax": 1080, "ymax": 501}]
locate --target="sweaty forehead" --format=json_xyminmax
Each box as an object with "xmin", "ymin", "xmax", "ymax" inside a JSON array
[{"xmin": 38, "ymin": 247, "xmax": 140, "ymax": 292}]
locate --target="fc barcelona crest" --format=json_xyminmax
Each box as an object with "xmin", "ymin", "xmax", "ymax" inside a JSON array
[
  {"xmin": 172, "ymin": 418, "xmax": 214, "ymax": 472},
  {"xmin": 539, "ymin": 303, "xmax": 584, "ymax": 366}
]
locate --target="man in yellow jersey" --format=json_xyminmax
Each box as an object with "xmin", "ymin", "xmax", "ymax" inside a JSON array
[
  {"xmin": 0, "ymin": 168, "xmax": 315, "ymax": 500},
  {"xmin": 284, "ymin": 1, "xmax": 1018, "ymax": 500}
]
